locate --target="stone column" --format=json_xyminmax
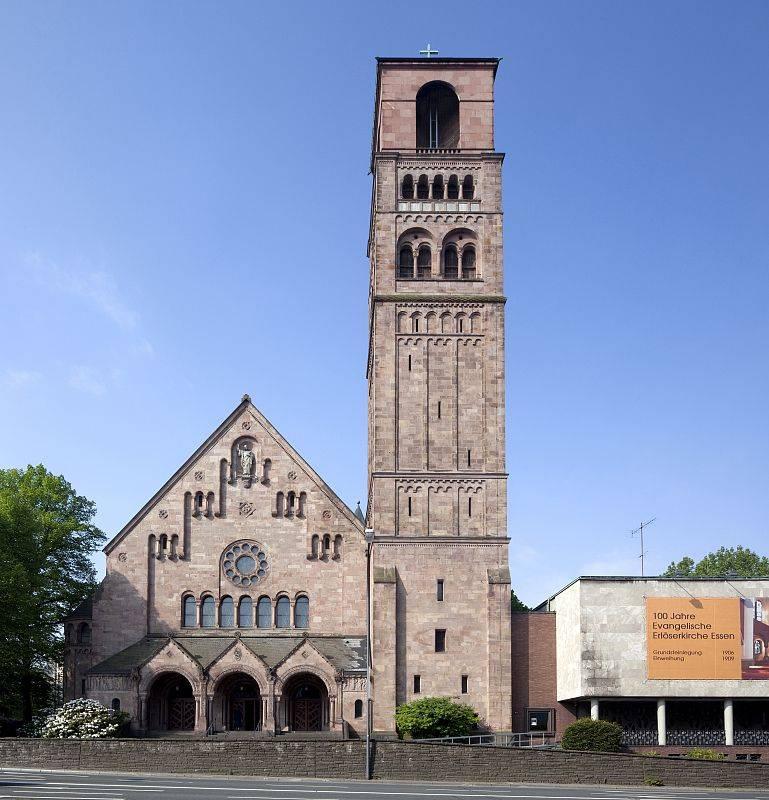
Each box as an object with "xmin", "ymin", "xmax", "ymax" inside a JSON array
[
  {"xmin": 724, "ymin": 699, "xmax": 734, "ymax": 746},
  {"xmin": 140, "ymin": 693, "xmax": 149, "ymax": 730},
  {"xmin": 329, "ymin": 695, "xmax": 337, "ymax": 730},
  {"xmin": 590, "ymin": 698, "xmax": 600, "ymax": 721},
  {"xmin": 657, "ymin": 699, "xmax": 667, "ymax": 746}
]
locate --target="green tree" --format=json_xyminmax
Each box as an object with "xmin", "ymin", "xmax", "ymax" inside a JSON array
[
  {"xmin": 0, "ymin": 465, "xmax": 104, "ymax": 721},
  {"xmin": 511, "ymin": 588, "xmax": 529, "ymax": 612},
  {"xmin": 663, "ymin": 546, "xmax": 769, "ymax": 578},
  {"xmin": 395, "ymin": 697, "xmax": 479, "ymax": 739},
  {"xmin": 561, "ymin": 718, "xmax": 623, "ymax": 752}
]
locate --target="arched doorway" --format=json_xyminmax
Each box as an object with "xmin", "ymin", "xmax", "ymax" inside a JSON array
[
  {"xmin": 284, "ymin": 673, "xmax": 328, "ymax": 732},
  {"xmin": 147, "ymin": 673, "xmax": 195, "ymax": 731},
  {"xmin": 216, "ymin": 672, "xmax": 262, "ymax": 731}
]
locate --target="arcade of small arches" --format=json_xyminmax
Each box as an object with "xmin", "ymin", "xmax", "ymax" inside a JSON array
[
  {"xmin": 140, "ymin": 668, "xmax": 344, "ymax": 734},
  {"xmin": 401, "ymin": 173, "xmax": 475, "ymax": 202},
  {"xmin": 64, "ymin": 621, "xmax": 91, "ymax": 645},
  {"xmin": 397, "ymin": 227, "xmax": 479, "ymax": 280},
  {"xmin": 181, "ymin": 593, "xmax": 310, "ymax": 630},
  {"xmin": 397, "ymin": 310, "xmax": 481, "ymax": 335}
]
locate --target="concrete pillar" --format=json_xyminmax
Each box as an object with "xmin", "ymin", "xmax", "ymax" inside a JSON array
[
  {"xmin": 724, "ymin": 699, "xmax": 734, "ymax": 746},
  {"xmin": 657, "ymin": 699, "xmax": 667, "ymax": 746},
  {"xmin": 590, "ymin": 698, "xmax": 600, "ymax": 720}
]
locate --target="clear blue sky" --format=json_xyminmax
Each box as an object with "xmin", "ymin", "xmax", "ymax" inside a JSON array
[{"xmin": 1, "ymin": 1, "xmax": 767, "ymax": 605}]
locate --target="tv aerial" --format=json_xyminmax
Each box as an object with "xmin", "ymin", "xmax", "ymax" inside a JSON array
[{"xmin": 631, "ymin": 517, "xmax": 656, "ymax": 576}]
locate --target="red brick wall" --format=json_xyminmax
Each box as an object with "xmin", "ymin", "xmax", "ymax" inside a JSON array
[{"xmin": 511, "ymin": 612, "xmax": 575, "ymax": 738}]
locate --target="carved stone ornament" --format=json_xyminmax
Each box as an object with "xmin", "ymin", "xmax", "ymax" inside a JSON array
[
  {"xmin": 234, "ymin": 648, "xmax": 242, "ymax": 661},
  {"xmin": 238, "ymin": 443, "xmax": 254, "ymax": 479},
  {"xmin": 322, "ymin": 510, "xmax": 332, "ymax": 520},
  {"xmin": 242, "ymin": 420, "xmax": 252, "ymax": 430},
  {"xmin": 117, "ymin": 552, "xmax": 127, "ymax": 563},
  {"xmin": 287, "ymin": 470, "xmax": 297, "ymax": 481},
  {"xmin": 239, "ymin": 501, "xmax": 254, "ymax": 517},
  {"xmin": 158, "ymin": 509, "xmax": 168, "ymax": 519},
  {"xmin": 302, "ymin": 650, "xmax": 309, "ymax": 659},
  {"xmin": 194, "ymin": 470, "xmax": 204, "ymax": 481}
]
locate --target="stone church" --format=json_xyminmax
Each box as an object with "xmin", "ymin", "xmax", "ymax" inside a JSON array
[{"xmin": 64, "ymin": 55, "xmax": 513, "ymax": 736}]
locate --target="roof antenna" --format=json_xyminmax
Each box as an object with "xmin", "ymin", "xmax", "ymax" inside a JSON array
[{"xmin": 631, "ymin": 517, "xmax": 656, "ymax": 576}]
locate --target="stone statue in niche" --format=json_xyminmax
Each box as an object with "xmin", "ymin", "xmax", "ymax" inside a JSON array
[{"xmin": 238, "ymin": 443, "xmax": 254, "ymax": 486}]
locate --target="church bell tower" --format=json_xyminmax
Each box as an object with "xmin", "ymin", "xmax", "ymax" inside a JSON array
[{"xmin": 367, "ymin": 56, "xmax": 512, "ymax": 732}]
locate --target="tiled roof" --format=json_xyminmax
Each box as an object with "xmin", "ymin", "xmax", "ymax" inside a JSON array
[{"xmin": 88, "ymin": 635, "xmax": 366, "ymax": 676}]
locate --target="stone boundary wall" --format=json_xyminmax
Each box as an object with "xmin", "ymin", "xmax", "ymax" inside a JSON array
[{"xmin": 2, "ymin": 739, "xmax": 769, "ymax": 788}]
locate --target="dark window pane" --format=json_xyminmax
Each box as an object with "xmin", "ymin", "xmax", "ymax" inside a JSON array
[
  {"xmin": 435, "ymin": 629, "xmax": 446, "ymax": 652},
  {"xmin": 239, "ymin": 597, "xmax": 253, "ymax": 628},
  {"xmin": 220, "ymin": 597, "xmax": 234, "ymax": 627},
  {"xmin": 183, "ymin": 596, "xmax": 197, "ymax": 627},
  {"xmin": 257, "ymin": 597, "xmax": 271, "ymax": 628},
  {"xmin": 201, "ymin": 597, "xmax": 215, "ymax": 628},
  {"xmin": 276, "ymin": 596, "xmax": 290, "ymax": 628},
  {"xmin": 413, "ymin": 674, "xmax": 421, "ymax": 694},
  {"xmin": 295, "ymin": 596, "xmax": 309, "ymax": 629}
]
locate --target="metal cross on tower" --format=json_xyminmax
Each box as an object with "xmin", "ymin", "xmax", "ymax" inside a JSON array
[{"xmin": 419, "ymin": 43, "xmax": 439, "ymax": 58}]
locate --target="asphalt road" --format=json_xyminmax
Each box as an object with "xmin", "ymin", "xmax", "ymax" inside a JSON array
[{"xmin": 2, "ymin": 769, "xmax": 769, "ymax": 800}]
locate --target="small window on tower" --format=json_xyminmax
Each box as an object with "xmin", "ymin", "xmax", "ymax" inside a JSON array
[
  {"xmin": 461, "ymin": 675, "xmax": 469, "ymax": 694},
  {"xmin": 413, "ymin": 674, "xmax": 421, "ymax": 694},
  {"xmin": 416, "ymin": 174, "xmax": 429, "ymax": 200},
  {"xmin": 402, "ymin": 174, "xmax": 414, "ymax": 199},
  {"xmin": 437, "ymin": 579, "xmax": 444, "ymax": 601},
  {"xmin": 435, "ymin": 629, "xmax": 446, "ymax": 653},
  {"xmin": 407, "ymin": 496, "xmax": 412, "ymax": 517}
]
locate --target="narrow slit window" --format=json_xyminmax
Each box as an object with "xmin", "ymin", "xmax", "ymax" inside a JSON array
[
  {"xmin": 413, "ymin": 674, "xmax": 421, "ymax": 694},
  {"xmin": 407, "ymin": 496, "xmax": 412, "ymax": 517},
  {"xmin": 437, "ymin": 400, "xmax": 441, "ymax": 419},
  {"xmin": 437, "ymin": 579, "xmax": 444, "ymax": 602},
  {"xmin": 468, "ymin": 497, "xmax": 472, "ymax": 518},
  {"xmin": 408, "ymin": 355, "xmax": 412, "ymax": 372},
  {"xmin": 467, "ymin": 449, "xmax": 471, "ymax": 467},
  {"xmin": 461, "ymin": 675, "xmax": 468, "ymax": 694}
]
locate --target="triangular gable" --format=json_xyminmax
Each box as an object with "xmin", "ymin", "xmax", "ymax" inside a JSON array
[
  {"xmin": 205, "ymin": 635, "xmax": 269, "ymax": 673},
  {"xmin": 141, "ymin": 637, "xmax": 205, "ymax": 679},
  {"xmin": 105, "ymin": 394, "xmax": 364, "ymax": 554},
  {"xmin": 272, "ymin": 635, "xmax": 336, "ymax": 674}
]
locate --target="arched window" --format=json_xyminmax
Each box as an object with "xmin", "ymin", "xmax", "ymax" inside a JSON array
[
  {"xmin": 111, "ymin": 698, "xmax": 121, "ymax": 712},
  {"xmin": 220, "ymin": 596, "xmax": 234, "ymax": 628},
  {"xmin": 425, "ymin": 312, "xmax": 437, "ymax": 332},
  {"xmin": 440, "ymin": 312, "xmax": 452, "ymax": 333},
  {"xmin": 398, "ymin": 246, "xmax": 414, "ymax": 279},
  {"xmin": 311, "ymin": 534, "xmax": 320, "ymax": 558},
  {"xmin": 275, "ymin": 596, "xmax": 291, "ymax": 628},
  {"xmin": 238, "ymin": 596, "xmax": 253, "ymax": 628},
  {"xmin": 447, "ymin": 175, "xmax": 459, "ymax": 200},
  {"xmin": 456, "ymin": 313, "xmax": 467, "ymax": 333},
  {"xmin": 462, "ymin": 174, "xmax": 474, "ymax": 200},
  {"xmin": 470, "ymin": 312, "xmax": 481, "ymax": 333},
  {"xmin": 416, "ymin": 82, "xmax": 460, "ymax": 149},
  {"xmin": 77, "ymin": 623, "xmax": 91, "ymax": 644},
  {"xmin": 297, "ymin": 492, "xmax": 307, "ymax": 518},
  {"xmin": 462, "ymin": 246, "xmax": 476, "ymax": 279},
  {"xmin": 416, "ymin": 174, "xmax": 429, "ymax": 200},
  {"xmin": 257, "ymin": 596, "xmax": 271, "ymax": 628},
  {"xmin": 417, "ymin": 245, "xmax": 431, "ymax": 278},
  {"xmin": 432, "ymin": 175, "xmax": 444, "ymax": 200},
  {"xmin": 295, "ymin": 595, "xmax": 309, "ymax": 629},
  {"xmin": 286, "ymin": 491, "xmax": 296, "ymax": 517},
  {"xmin": 170, "ymin": 534, "xmax": 179, "ymax": 558},
  {"xmin": 411, "ymin": 312, "xmax": 421, "ymax": 333},
  {"xmin": 401, "ymin": 174, "xmax": 414, "ymax": 199},
  {"xmin": 183, "ymin": 595, "xmax": 197, "ymax": 628},
  {"xmin": 333, "ymin": 534, "xmax": 343, "ymax": 559},
  {"xmin": 262, "ymin": 458, "xmax": 271, "ymax": 485},
  {"xmin": 443, "ymin": 245, "xmax": 459, "ymax": 279},
  {"xmin": 194, "ymin": 491, "xmax": 204, "ymax": 516},
  {"xmin": 275, "ymin": 492, "xmax": 285, "ymax": 517},
  {"xmin": 354, "ymin": 699, "xmax": 363, "ymax": 718},
  {"xmin": 201, "ymin": 596, "xmax": 215, "ymax": 628},
  {"xmin": 205, "ymin": 491, "xmax": 215, "ymax": 517}
]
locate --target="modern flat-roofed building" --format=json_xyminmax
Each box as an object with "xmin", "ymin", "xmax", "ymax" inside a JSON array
[{"xmin": 513, "ymin": 577, "xmax": 769, "ymax": 751}]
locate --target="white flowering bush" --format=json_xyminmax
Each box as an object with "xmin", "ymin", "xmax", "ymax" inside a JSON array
[{"xmin": 38, "ymin": 699, "xmax": 128, "ymax": 739}]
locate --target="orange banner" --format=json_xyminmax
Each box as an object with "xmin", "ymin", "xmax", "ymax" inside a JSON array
[{"xmin": 646, "ymin": 597, "xmax": 741, "ymax": 680}]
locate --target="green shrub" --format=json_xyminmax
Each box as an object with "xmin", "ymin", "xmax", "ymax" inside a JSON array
[
  {"xmin": 560, "ymin": 718, "xmax": 623, "ymax": 752},
  {"xmin": 644, "ymin": 776, "xmax": 664, "ymax": 786},
  {"xmin": 395, "ymin": 696, "xmax": 479, "ymax": 739},
  {"xmin": 641, "ymin": 750, "xmax": 660, "ymax": 757},
  {"xmin": 685, "ymin": 748, "xmax": 725, "ymax": 761}
]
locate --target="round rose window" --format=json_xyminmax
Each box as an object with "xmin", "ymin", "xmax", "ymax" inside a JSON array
[{"xmin": 222, "ymin": 541, "xmax": 269, "ymax": 588}]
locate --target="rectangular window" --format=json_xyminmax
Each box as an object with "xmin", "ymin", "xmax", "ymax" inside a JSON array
[
  {"xmin": 408, "ymin": 355, "xmax": 412, "ymax": 371},
  {"xmin": 467, "ymin": 449, "xmax": 471, "ymax": 467},
  {"xmin": 413, "ymin": 674, "xmax": 421, "ymax": 694},
  {"xmin": 436, "ymin": 579, "xmax": 444, "ymax": 602},
  {"xmin": 527, "ymin": 708, "xmax": 553, "ymax": 732},
  {"xmin": 437, "ymin": 400, "xmax": 441, "ymax": 419},
  {"xmin": 407, "ymin": 496, "xmax": 412, "ymax": 516},
  {"xmin": 461, "ymin": 674, "xmax": 468, "ymax": 694},
  {"xmin": 468, "ymin": 497, "xmax": 472, "ymax": 517},
  {"xmin": 435, "ymin": 629, "xmax": 446, "ymax": 653}
]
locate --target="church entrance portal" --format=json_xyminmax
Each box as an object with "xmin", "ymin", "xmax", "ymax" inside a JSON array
[
  {"xmin": 216, "ymin": 673, "xmax": 262, "ymax": 731},
  {"xmin": 148, "ymin": 673, "xmax": 195, "ymax": 731},
  {"xmin": 285, "ymin": 673, "xmax": 327, "ymax": 732}
]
